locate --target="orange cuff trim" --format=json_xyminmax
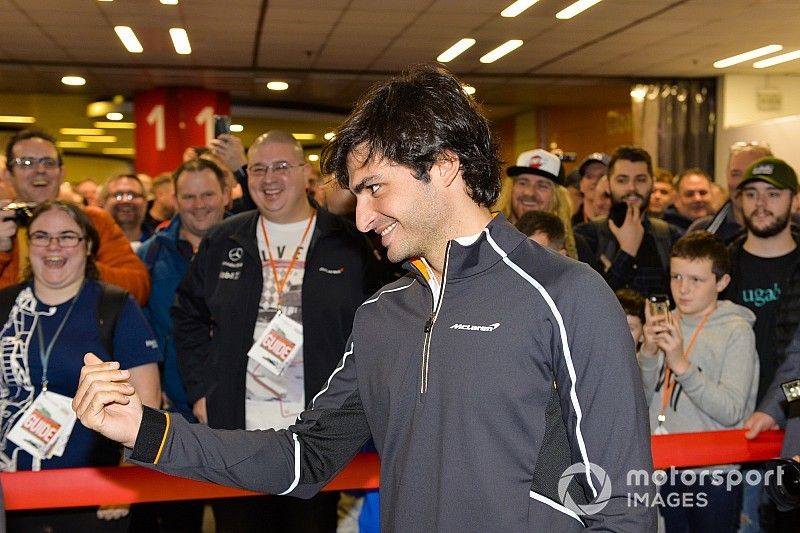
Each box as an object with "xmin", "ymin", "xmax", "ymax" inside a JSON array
[{"xmin": 154, "ymin": 411, "xmax": 171, "ymax": 464}]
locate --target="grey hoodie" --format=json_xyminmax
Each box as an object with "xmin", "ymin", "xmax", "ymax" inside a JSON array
[{"xmin": 639, "ymin": 300, "xmax": 759, "ymax": 435}]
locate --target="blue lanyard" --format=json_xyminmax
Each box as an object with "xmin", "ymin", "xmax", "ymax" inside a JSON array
[{"xmin": 36, "ymin": 282, "xmax": 84, "ymax": 391}]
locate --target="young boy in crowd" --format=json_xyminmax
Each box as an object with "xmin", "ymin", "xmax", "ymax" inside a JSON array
[
  {"xmin": 616, "ymin": 288, "xmax": 645, "ymax": 347},
  {"xmin": 514, "ymin": 210, "xmax": 567, "ymax": 255},
  {"xmin": 638, "ymin": 231, "xmax": 758, "ymax": 532}
]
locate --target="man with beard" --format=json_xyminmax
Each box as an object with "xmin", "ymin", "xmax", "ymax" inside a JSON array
[
  {"xmin": 103, "ymin": 173, "xmax": 150, "ymax": 250},
  {"xmin": 575, "ymin": 146, "xmax": 681, "ymax": 296},
  {"xmin": 724, "ymin": 157, "xmax": 800, "ymax": 531}
]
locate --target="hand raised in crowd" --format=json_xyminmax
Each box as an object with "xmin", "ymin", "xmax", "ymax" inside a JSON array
[
  {"xmin": 608, "ymin": 201, "xmax": 645, "ymax": 257},
  {"xmin": 72, "ymin": 353, "xmax": 143, "ymax": 449},
  {"xmin": 744, "ymin": 411, "xmax": 779, "ymax": 440},
  {"xmin": 640, "ymin": 304, "xmax": 688, "ymax": 374},
  {"xmin": 208, "ymin": 134, "xmax": 247, "ymax": 172},
  {"xmin": 0, "ymin": 199, "xmax": 18, "ymax": 252}
]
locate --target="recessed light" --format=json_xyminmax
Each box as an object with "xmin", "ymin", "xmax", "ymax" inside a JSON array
[
  {"xmin": 267, "ymin": 81, "xmax": 289, "ymax": 91},
  {"xmin": 0, "ymin": 116, "xmax": 36, "ymax": 124},
  {"xmin": 479, "ymin": 40, "xmax": 523, "ymax": 64},
  {"xmin": 169, "ymin": 28, "xmax": 191, "ymax": 55},
  {"xmin": 76, "ymin": 136, "xmax": 118, "ymax": 143},
  {"xmin": 103, "ymin": 148, "xmax": 136, "ymax": 155},
  {"xmin": 230, "ymin": 124, "xmax": 244, "ymax": 133},
  {"xmin": 501, "ymin": 0, "xmax": 540, "ymax": 18},
  {"xmin": 437, "ymin": 38, "xmax": 476, "ymax": 63},
  {"xmin": 324, "ymin": 132, "xmax": 335, "ymax": 141},
  {"xmin": 60, "ymin": 128, "xmax": 105, "ymax": 135},
  {"xmin": 292, "ymin": 133, "xmax": 316, "ymax": 140},
  {"xmin": 114, "ymin": 26, "xmax": 143, "ymax": 54},
  {"xmin": 462, "ymin": 85, "xmax": 476, "ymax": 95},
  {"xmin": 555, "ymin": 0, "xmax": 603, "ymax": 20},
  {"xmin": 94, "ymin": 121, "xmax": 136, "ymax": 129},
  {"xmin": 753, "ymin": 49, "xmax": 800, "ymax": 69},
  {"xmin": 56, "ymin": 141, "xmax": 90, "ymax": 149},
  {"xmin": 160, "ymin": 0, "xmax": 178, "ymax": 4},
  {"xmin": 62, "ymin": 76, "xmax": 86, "ymax": 86},
  {"xmin": 106, "ymin": 112, "xmax": 124, "ymax": 121},
  {"xmin": 308, "ymin": 154, "xmax": 320, "ymax": 162},
  {"xmin": 713, "ymin": 45, "xmax": 783, "ymax": 68}
]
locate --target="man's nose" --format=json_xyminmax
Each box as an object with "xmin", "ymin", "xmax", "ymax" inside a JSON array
[{"xmin": 354, "ymin": 196, "xmax": 375, "ymax": 233}]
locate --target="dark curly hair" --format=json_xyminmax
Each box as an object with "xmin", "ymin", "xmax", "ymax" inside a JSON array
[
  {"xmin": 321, "ymin": 64, "xmax": 502, "ymax": 207},
  {"xmin": 24, "ymin": 200, "xmax": 100, "ymax": 280}
]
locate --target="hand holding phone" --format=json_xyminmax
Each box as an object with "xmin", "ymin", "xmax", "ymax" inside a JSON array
[{"xmin": 213, "ymin": 115, "xmax": 231, "ymax": 138}]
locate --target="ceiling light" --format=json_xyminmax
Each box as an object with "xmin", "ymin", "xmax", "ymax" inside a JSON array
[
  {"xmin": 103, "ymin": 148, "xmax": 136, "ymax": 155},
  {"xmin": 462, "ymin": 85, "xmax": 476, "ymax": 95},
  {"xmin": 106, "ymin": 112, "xmax": 124, "ymax": 121},
  {"xmin": 308, "ymin": 154, "xmax": 320, "ymax": 162},
  {"xmin": 501, "ymin": 0, "xmax": 540, "ymax": 17},
  {"xmin": 556, "ymin": 0, "xmax": 603, "ymax": 20},
  {"xmin": 114, "ymin": 26, "xmax": 143, "ymax": 53},
  {"xmin": 76, "ymin": 135, "xmax": 118, "ymax": 143},
  {"xmin": 479, "ymin": 40, "xmax": 524, "ymax": 63},
  {"xmin": 60, "ymin": 128, "xmax": 105, "ymax": 135},
  {"xmin": 61, "ymin": 76, "xmax": 86, "ymax": 86},
  {"xmin": 160, "ymin": 0, "xmax": 178, "ymax": 4},
  {"xmin": 324, "ymin": 132, "xmax": 335, "ymax": 141},
  {"xmin": 0, "ymin": 116, "xmax": 35, "ymax": 124},
  {"xmin": 292, "ymin": 133, "xmax": 316, "ymax": 140},
  {"xmin": 754, "ymin": 49, "xmax": 800, "ymax": 69},
  {"xmin": 437, "ymin": 38, "xmax": 476, "ymax": 63},
  {"xmin": 56, "ymin": 141, "xmax": 90, "ymax": 149},
  {"xmin": 267, "ymin": 81, "xmax": 289, "ymax": 91},
  {"xmin": 713, "ymin": 44, "xmax": 783, "ymax": 68},
  {"xmin": 230, "ymin": 124, "xmax": 244, "ymax": 133},
  {"xmin": 169, "ymin": 28, "xmax": 191, "ymax": 55},
  {"xmin": 630, "ymin": 86, "xmax": 648, "ymax": 101},
  {"xmin": 94, "ymin": 121, "xmax": 136, "ymax": 129}
]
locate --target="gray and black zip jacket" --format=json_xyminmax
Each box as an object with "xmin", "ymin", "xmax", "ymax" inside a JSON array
[{"xmin": 129, "ymin": 214, "xmax": 657, "ymax": 532}]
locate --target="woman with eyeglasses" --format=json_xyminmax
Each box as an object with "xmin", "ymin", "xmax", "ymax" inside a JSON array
[{"xmin": 0, "ymin": 200, "xmax": 162, "ymax": 531}]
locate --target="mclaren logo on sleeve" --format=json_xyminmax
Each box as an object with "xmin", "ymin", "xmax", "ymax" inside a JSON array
[{"xmin": 450, "ymin": 322, "xmax": 500, "ymax": 332}]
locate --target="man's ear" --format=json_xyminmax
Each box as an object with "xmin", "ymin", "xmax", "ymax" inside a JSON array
[
  {"xmin": 792, "ymin": 192, "xmax": 800, "ymax": 214},
  {"xmin": 432, "ymin": 150, "xmax": 461, "ymax": 188},
  {"xmin": 716, "ymin": 272, "xmax": 731, "ymax": 293}
]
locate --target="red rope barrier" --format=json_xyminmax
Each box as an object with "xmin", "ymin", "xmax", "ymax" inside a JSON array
[{"xmin": 0, "ymin": 430, "xmax": 783, "ymax": 510}]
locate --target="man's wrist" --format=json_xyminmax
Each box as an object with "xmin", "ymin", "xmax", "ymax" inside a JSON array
[{"xmin": 130, "ymin": 406, "xmax": 170, "ymax": 464}]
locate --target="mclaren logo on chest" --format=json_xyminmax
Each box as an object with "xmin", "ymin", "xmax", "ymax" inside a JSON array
[{"xmin": 450, "ymin": 322, "xmax": 500, "ymax": 332}]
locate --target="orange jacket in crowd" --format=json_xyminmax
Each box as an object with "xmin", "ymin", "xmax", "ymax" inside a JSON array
[{"xmin": 0, "ymin": 206, "xmax": 150, "ymax": 305}]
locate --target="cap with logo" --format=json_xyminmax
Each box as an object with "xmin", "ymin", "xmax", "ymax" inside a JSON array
[
  {"xmin": 506, "ymin": 149, "xmax": 563, "ymax": 185},
  {"xmin": 738, "ymin": 157, "xmax": 798, "ymax": 194},
  {"xmin": 579, "ymin": 152, "xmax": 610, "ymax": 177}
]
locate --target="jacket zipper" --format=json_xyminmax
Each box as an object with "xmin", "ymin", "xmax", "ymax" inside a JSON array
[{"xmin": 420, "ymin": 242, "xmax": 451, "ymax": 395}]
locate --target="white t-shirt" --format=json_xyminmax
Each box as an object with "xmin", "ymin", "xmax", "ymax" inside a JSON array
[{"xmin": 245, "ymin": 215, "xmax": 315, "ymax": 430}]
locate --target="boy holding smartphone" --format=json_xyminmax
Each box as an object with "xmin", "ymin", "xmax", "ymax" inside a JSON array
[{"xmin": 638, "ymin": 231, "xmax": 759, "ymax": 532}]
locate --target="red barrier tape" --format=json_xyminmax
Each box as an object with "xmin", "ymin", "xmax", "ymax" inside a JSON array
[{"xmin": 0, "ymin": 429, "xmax": 783, "ymax": 510}]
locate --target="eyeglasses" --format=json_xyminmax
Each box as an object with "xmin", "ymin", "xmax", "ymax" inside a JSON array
[
  {"xmin": 111, "ymin": 191, "xmax": 144, "ymax": 202},
  {"xmin": 247, "ymin": 161, "xmax": 306, "ymax": 178},
  {"xmin": 29, "ymin": 231, "xmax": 85, "ymax": 248},
  {"xmin": 12, "ymin": 156, "xmax": 60, "ymax": 170}
]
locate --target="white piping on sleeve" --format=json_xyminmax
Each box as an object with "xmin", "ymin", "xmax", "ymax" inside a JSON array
[
  {"xmin": 278, "ymin": 433, "xmax": 301, "ymax": 495},
  {"xmin": 529, "ymin": 491, "xmax": 585, "ymax": 526},
  {"xmin": 484, "ymin": 229, "xmax": 598, "ymax": 499},
  {"xmin": 362, "ymin": 279, "xmax": 416, "ymax": 305}
]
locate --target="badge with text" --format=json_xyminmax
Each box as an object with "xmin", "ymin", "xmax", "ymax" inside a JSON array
[
  {"xmin": 7, "ymin": 391, "xmax": 76, "ymax": 460},
  {"xmin": 248, "ymin": 311, "xmax": 303, "ymax": 376}
]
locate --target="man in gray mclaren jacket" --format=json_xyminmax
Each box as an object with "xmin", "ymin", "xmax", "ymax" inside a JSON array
[{"xmin": 74, "ymin": 65, "xmax": 657, "ymax": 532}]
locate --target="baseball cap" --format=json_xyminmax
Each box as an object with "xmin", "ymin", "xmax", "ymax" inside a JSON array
[
  {"xmin": 579, "ymin": 152, "xmax": 610, "ymax": 177},
  {"xmin": 738, "ymin": 157, "xmax": 798, "ymax": 194},
  {"xmin": 507, "ymin": 149, "xmax": 563, "ymax": 185}
]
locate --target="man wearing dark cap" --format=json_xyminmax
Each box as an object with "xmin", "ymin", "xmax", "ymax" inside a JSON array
[
  {"xmin": 725, "ymin": 157, "xmax": 800, "ymax": 530},
  {"xmin": 572, "ymin": 152, "xmax": 609, "ymax": 225}
]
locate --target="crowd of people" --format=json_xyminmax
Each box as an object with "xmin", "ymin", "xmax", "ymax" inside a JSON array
[{"xmin": 1, "ymin": 64, "xmax": 798, "ymax": 533}]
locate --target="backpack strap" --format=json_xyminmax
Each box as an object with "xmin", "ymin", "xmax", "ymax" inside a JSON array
[{"xmin": 97, "ymin": 282, "xmax": 130, "ymax": 357}]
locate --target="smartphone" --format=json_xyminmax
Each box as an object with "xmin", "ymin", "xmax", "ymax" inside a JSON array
[
  {"xmin": 213, "ymin": 115, "xmax": 231, "ymax": 138},
  {"xmin": 609, "ymin": 201, "xmax": 628, "ymax": 227},
  {"xmin": 648, "ymin": 294, "xmax": 671, "ymax": 323}
]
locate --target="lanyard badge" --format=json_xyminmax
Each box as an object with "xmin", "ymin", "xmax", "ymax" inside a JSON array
[{"xmin": 248, "ymin": 311, "xmax": 303, "ymax": 376}]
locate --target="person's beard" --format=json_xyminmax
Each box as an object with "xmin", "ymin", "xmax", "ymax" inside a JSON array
[
  {"xmin": 610, "ymin": 191, "xmax": 650, "ymax": 213},
  {"xmin": 743, "ymin": 206, "xmax": 791, "ymax": 238}
]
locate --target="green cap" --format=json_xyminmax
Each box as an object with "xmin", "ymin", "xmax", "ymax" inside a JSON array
[{"xmin": 739, "ymin": 157, "xmax": 798, "ymax": 194}]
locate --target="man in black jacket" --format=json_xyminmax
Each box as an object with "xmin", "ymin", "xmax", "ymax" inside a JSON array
[{"xmin": 172, "ymin": 130, "xmax": 382, "ymax": 532}]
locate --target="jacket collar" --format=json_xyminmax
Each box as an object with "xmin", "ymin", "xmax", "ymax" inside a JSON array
[{"xmin": 405, "ymin": 213, "xmax": 526, "ymax": 284}]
